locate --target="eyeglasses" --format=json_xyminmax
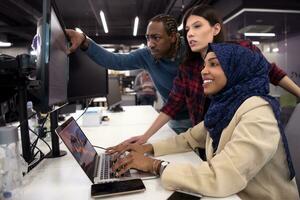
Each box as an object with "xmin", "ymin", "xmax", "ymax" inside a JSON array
[{"xmin": 145, "ymin": 34, "xmax": 162, "ymax": 42}]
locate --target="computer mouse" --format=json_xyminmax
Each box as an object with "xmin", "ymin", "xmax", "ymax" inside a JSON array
[{"xmin": 101, "ymin": 116, "xmax": 109, "ymax": 121}]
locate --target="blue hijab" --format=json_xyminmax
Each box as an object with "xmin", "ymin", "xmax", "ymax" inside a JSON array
[{"xmin": 204, "ymin": 43, "xmax": 295, "ymax": 179}]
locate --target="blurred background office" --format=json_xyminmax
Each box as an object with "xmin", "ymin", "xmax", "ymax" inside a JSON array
[{"xmin": 133, "ymin": 70, "xmax": 157, "ymax": 106}]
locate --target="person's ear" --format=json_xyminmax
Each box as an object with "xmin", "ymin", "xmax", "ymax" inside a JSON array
[
  {"xmin": 170, "ymin": 32, "xmax": 178, "ymax": 43},
  {"xmin": 213, "ymin": 23, "xmax": 221, "ymax": 36}
]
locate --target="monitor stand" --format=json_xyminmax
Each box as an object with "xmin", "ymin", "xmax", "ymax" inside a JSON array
[
  {"xmin": 45, "ymin": 110, "xmax": 67, "ymax": 158},
  {"xmin": 109, "ymin": 104, "xmax": 124, "ymax": 112}
]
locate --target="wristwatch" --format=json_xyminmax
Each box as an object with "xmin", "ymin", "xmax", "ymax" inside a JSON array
[
  {"xmin": 80, "ymin": 33, "xmax": 90, "ymax": 51},
  {"xmin": 159, "ymin": 161, "xmax": 170, "ymax": 176}
]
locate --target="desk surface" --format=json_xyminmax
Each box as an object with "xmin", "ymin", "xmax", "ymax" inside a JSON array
[{"xmin": 22, "ymin": 106, "xmax": 240, "ymax": 200}]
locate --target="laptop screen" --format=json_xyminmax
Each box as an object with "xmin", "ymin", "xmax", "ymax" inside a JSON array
[{"xmin": 56, "ymin": 117, "xmax": 97, "ymax": 182}]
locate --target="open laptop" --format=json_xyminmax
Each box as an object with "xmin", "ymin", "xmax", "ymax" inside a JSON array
[{"xmin": 55, "ymin": 116, "xmax": 157, "ymax": 183}]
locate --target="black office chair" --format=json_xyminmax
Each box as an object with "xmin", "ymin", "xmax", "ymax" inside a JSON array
[{"xmin": 284, "ymin": 103, "xmax": 300, "ymax": 193}]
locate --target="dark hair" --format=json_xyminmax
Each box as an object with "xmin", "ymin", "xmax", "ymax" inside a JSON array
[
  {"xmin": 149, "ymin": 14, "xmax": 178, "ymax": 35},
  {"xmin": 182, "ymin": 5, "xmax": 225, "ymax": 64}
]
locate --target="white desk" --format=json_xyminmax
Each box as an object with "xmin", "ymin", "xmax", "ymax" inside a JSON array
[{"xmin": 22, "ymin": 106, "xmax": 240, "ymax": 200}]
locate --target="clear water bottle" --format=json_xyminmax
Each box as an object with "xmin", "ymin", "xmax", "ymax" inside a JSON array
[{"xmin": 0, "ymin": 127, "xmax": 26, "ymax": 200}]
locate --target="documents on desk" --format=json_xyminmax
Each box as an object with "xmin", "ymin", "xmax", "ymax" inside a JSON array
[{"xmin": 22, "ymin": 106, "xmax": 240, "ymax": 200}]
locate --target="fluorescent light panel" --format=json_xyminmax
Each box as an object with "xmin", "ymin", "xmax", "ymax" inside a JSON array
[
  {"xmin": 133, "ymin": 17, "xmax": 139, "ymax": 36},
  {"xmin": 0, "ymin": 41, "xmax": 12, "ymax": 47},
  {"xmin": 177, "ymin": 23, "xmax": 183, "ymax": 31},
  {"xmin": 244, "ymin": 32, "xmax": 275, "ymax": 37},
  {"xmin": 105, "ymin": 48, "xmax": 115, "ymax": 52},
  {"xmin": 100, "ymin": 10, "xmax": 108, "ymax": 33},
  {"xmin": 75, "ymin": 27, "xmax": 83, "ymax": 33},
  {"xmin": 30, "ymin": 50, "xmax": 37, "ymax": 55},
  {"xmin": 224, "ymin": 8, "xmax": 300, "ymax": 24},
  {"xmin": 252, "ymin": 41, "xmax": 260, "ymax": 45},
  {"xmin": 139, "ymin": 43, "xmax": 145, "ymax": 49}
]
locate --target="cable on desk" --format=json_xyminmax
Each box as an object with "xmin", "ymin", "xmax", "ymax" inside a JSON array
[
  {"xmin": 17, "ymin": 112, "xmax": 38, "ymax": 128},
  {"xmin": 27, "ymin": 150, "xmax": 45, "ymax": 172},
  {"xmin": 93, "ymin": 145, "xmax": 107, "ymax": 151},
  {"xmin": 76, "ymin": 98, "xmax": 94, "ymax": 121},
  {"xmin": 29, "ymin": 127, "xmax": 51, "ymax": 153},
  {"xmin": 30, "ymin": 113, "xmax": 51, "ymax": 153}
]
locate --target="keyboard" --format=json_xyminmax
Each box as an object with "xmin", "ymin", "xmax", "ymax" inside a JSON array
[
  {"xmin": 99, "ymin": 154, "xmax": 113, "ymax": 180},
  {"xmin": 98, "ymin": 153, "xmax": 131, "ymax": 180}
]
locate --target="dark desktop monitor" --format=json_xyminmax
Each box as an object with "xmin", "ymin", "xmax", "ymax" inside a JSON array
[
  {"xmin": 107, "ymin": 76, "xmax": 123, "ymax": 112},
  {"xmin": 32, "ymin": 0, "xmax": 69, "ymax": 112},
  {"xmin": 24, "ymin": 0, "xmax": 68, "ymax": 164},
  {"xmin": 68, "ymin": 49, "xmax": 108, "ymax": 101}
]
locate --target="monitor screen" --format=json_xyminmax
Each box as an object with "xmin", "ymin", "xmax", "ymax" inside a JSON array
[
  {"xmin": 32, "ymin": 0, "xmax": 68, "ymax": 112},
  {"xmin": 68, "ymin": 49, "xmax": 108, "ymax": 101},
  {"xmin": 107, "ymin": 76, "xmax": 122, "ymax": 109}
]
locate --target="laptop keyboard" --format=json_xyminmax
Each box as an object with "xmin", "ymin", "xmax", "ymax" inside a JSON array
[
  {"xmin": 99, "ymin": 154, "xmax": 112, "ymax": 180},
  {"xmin": 99, "ymin": 154, "xmax": 131, "ymax": 180}
]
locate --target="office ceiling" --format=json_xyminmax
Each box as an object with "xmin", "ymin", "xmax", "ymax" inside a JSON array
[
  {"xmin": 55, "ymin": 0, "xmax": 202, "ymax": 46},
  {"xmin": 225, "ymin": 11, "xmax": 300, "ymax": 43},
  {"xmin": 0, "ymin": 0, "xmax": 300, "ymax": 51},
  {"xmin": 0, "ymin": 0, "xmax": 210, "ymax": 49}
]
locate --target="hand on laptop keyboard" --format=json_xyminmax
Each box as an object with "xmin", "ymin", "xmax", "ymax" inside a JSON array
[
  {"xmin": 110, "ymin": 153, "xmax": 131, "ymax": 177},
  {"xmin": 109, "ymin": 144, "xmax": 150, "ymax": 162},
  {"xmin": 111, "ymin": 151, "xmax": 156, "ymax": 177}
]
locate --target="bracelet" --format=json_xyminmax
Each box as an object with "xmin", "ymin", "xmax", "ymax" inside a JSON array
[
  {"xmin": 159, "ymin": 161, "xmax": 170, "ymax": 176},
  {"xmin": 152, "ymin": 159, "xmax": 161, "ymax": 175},
  {"xmin": 80, "ymin": 33, "xmax": 89, "ymax": 51}
]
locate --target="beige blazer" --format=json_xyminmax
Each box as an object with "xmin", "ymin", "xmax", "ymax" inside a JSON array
[{"xmin": 152, "ymin": 96, "xmax": 299, "ymax": 200}]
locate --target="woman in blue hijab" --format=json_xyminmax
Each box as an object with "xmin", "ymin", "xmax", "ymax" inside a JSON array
[{"xmin": 112, "ymin": 43, "xmax": 299, "ymax": 199}]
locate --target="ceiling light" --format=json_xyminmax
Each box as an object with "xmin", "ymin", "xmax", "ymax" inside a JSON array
[
  {"xmin": 177, "ymin": 23, "xmax": 183, "ymax": 31},
  {"xmin": 224, "ymin": 8, "xmax": 300, "ymax": 24},
  {"xmin": 272, "ymin": 48, "xmax": 279, "ymax": 53},
  {"xmin": 75, "ymin": 27, "xmax": 83, "ymax": 33},
  {"xmin": 133, "ymin": 17, "xmax": 139, "ymax": 36},
  {"xmin": 244, "ymin": 32, "xmax": 275, "ymax": 37},
  {"xmin": 105, "ymin": 48, "xmax": 115, "ymax": 52},
  {"xmin": 139, "ymin": 43, "xmax": 145, "ymax": 49},
  {"xmin": 252, "ymin": 41, "xmax": 260, "ymax": 45},
  {"xmin": 265, "ymin": 47, "xmax": 271, "ymax": 52},
  {"xmin": 99, "ymin": 10, "xmax": 108, "ymax": 33},
  {"xmin": 30, "ymin": 50, "xmax": 37, "ymax": 55},
  {"xmin": 0, "ymin": 41, "xmax": 12, "ymax": 47}
]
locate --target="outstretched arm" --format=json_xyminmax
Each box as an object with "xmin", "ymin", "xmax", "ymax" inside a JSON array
[
  {"xmin": 278, "ymin": 76, "xmax": 300, "ymax": 98},
  {"xmin": 142, "ymin": 112, "xmax": 172, "ymax": 141},
  {"xmin": 65, "ymin": 29, "xmax": 147, "ymax": 70},
  {"xmin": 106, "ymin": 112, "xmax": 171, "ymax": 154},
  {"xmin": 268, "ymin": 62, "xmax": 300, "ymax": 98}
]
